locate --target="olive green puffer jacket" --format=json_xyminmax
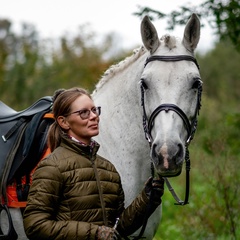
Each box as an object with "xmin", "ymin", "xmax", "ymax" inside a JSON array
[{"xmin": 23, "ymin": 135, "xmax": 160, "ymax": 240}]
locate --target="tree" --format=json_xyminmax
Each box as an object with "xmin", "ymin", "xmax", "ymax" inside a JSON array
[
  {"xmin": 134, "ymin": 0, "xmax": 240, "ymax": 51},
  {"xmin": 0, "ymin": 19, "xmax": 43, "ymax": 108},
  {"xmin": 0, "ymin": 19, "xmax": 13, "ymax": 91},
  {"xmin": 0, "ymin": 19, "xmax": 118, "ymax": 109}
]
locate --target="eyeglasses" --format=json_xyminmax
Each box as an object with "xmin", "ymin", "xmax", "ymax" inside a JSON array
[{"xmin": 68, "ymin": 106, "xmax": 101, "ymax": 120}]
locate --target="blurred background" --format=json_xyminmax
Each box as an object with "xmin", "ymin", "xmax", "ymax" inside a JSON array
[{"xmin": 0, "ymin": 0, "xmax": 239, "ymax": 239}]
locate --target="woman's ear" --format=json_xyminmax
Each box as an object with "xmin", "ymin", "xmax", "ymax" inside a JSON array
[{"xmin": 57, "ymin": 116, "xmax": 70, "ymax": 130}]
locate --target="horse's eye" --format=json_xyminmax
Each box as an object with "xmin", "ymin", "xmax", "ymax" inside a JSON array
[
  {"xmin": 192, "ymin": 79, "xmax": 202, "ymax": 89},
  {"xmin": 140, "ymin": 79, "xmax": 148, "ymax": 90}
]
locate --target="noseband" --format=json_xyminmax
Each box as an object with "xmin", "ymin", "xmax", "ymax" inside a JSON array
[{"xmin": 148, "ymin": 104, "xmax": 192, "ymax": 142}]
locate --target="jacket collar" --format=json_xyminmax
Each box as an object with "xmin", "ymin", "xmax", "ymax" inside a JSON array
[{"xmin": 60, "ymin": 133, "xmax": 100, "ymax": 159}]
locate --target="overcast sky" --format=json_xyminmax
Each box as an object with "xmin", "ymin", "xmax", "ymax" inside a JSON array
[{"xmin": 1, "ymin": 0, "xmax": 217, "ymax": 53}]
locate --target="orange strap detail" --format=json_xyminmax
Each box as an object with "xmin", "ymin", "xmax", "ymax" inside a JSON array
[
  {"xmin": 43, "ymin": 113, "xmax": 54, "ymax": 119},
  {"xmin": 6, "ymin": 185, "xmax": 27, "ymax": 208}
]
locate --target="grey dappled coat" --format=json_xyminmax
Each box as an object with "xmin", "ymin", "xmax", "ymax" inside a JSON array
[{"xmin": 23, "ymin": 135, "xmax": 160, "ymax": 240}]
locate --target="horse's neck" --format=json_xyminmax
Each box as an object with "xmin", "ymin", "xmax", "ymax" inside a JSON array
[{"xmin": 92, "ymin": 51, "xmax": 151, "ymax": 205}]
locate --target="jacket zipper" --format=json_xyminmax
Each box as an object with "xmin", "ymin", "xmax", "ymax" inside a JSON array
[{"xmin": 90, "ymin": 148, "xmax": 108, "ymax": 226}]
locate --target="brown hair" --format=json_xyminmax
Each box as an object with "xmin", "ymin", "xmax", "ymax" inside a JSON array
[{"xmin": 48, "ymin": 87, "xmax": 91, "ymax": 151}]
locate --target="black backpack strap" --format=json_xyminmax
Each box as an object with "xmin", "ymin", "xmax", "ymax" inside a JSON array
[
  {"xmin": 12, "ymin": 112, "xmax": 54, "ymax": 202},
  {"xmin": 16, "ymin": 175, "xmax": 30, "ymax": 202},
  {"xmin": 2, "ymin": 118, "xmax": 27, "ymax": 142},
  {"xmin": 23, "ymin": 110, "xmax": 48, "ymax": 157}
]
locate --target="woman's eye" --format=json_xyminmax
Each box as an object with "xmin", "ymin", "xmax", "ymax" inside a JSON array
[
  {"xmin": 140, "ymin": 78, "xmax": 148, "ymax": 90},
  {"xmin": 91, "ymin": 108, "xmax": 97, "ymax": 113},
  {"xmin": 80, "ymin": 110, "xmax": 88, "ymax": 115}
]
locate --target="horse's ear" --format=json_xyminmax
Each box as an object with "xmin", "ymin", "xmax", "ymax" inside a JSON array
[
  {"xmin": 182, "ymin": 13, "xmax": 201, "ymax": 52},
  {"xmin": 141, "ymin": 15, "xmax": 160, "ymax": 54}
]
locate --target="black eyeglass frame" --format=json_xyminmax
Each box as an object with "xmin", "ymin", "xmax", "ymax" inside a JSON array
[{"xmin": 66, "ymin": 106, "xmax": 101, "ymax": 120}]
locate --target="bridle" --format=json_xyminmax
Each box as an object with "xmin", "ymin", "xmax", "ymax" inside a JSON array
[
  {"xmin": 142, "ymin": 55, "xmax": 201, "ymax": 148},
  {"xmin": 141, "ymin": 54, "xmax": 202, "ymax": 204},
  {"xmin": 133, "ymin": 55, "xmax": 202, "ymax": 240}
]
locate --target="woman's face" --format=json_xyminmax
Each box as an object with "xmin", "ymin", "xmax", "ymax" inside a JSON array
[{"xmin": 58, "ymin": 94, "xmax": 100, "ymax": 144}]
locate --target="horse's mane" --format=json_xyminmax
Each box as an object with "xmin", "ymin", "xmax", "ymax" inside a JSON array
[
  {"xmin": 93, "ymin": 45, "xmax": 146, "ymax": 93},
  {"xmin": 93, "ymin": 34, "xmax": 178, "ymax": 93}
]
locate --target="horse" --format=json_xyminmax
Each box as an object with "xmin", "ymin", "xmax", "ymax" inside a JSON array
[
  {"xmin": 1, "ymin": 13, "xmax": 201, "ymax": 240},
  {"xmin": 92, "ymin": 13, "xmax": 201, "ymax": 239}
]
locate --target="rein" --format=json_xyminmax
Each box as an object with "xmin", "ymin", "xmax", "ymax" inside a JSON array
[{"xmin": 133, "ymin": 55, "xmax": 201, "ymax": 239}]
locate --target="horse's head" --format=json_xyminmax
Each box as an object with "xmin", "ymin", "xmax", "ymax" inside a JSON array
[{"xmin": 140, "ymin": 13, "xmax": 202, "ymax": 177}]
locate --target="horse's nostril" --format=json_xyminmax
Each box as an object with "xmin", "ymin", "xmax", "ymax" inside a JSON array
[
  {"xmin": 152, "ymin": 144, "xmax": 157, "ymax": 158},
  {"xmin": 151, "ymin": 144, "xmax": 163, "ymax": 165},
  {"xmin": 151, "ymin": 144, "xmax": 158, "ymax": 163},
  {"xmin": 175, "ymin": 144, "xmax": 184, "ymax": 165}
]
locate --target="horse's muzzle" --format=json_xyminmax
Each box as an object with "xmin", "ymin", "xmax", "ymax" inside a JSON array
[{"xmin": 151, "ymin": 143, "xmax": 184, "ymax": 177}]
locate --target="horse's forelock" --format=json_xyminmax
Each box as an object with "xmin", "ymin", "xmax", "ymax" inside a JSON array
[
  {"xmin": 160, "ymin": 34, "xmax": 178, "ymax": 50},
  {"xmin": 94, "ymin": 46, "xmax": 146, "ymax": 92}
]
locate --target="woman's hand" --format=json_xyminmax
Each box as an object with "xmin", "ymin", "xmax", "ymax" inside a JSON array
[
  {"xmin": 144, "ymin": 177, "xmax": 164, "ymax": 204},
  {"xmin": 96, "ymin": 226, "xmax": 121, "ymax": 240}
]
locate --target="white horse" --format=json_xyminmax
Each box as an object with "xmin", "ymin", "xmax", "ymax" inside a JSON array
[
  {"xmin": 1, "ymin": 13, "xmax": 201, "ymax": 240},
  {"xmin": 92, "ymin": 13, "xmax": 201, "ymax": 239}
]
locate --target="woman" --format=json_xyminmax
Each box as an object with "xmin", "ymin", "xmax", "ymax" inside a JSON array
[{"xmin": 23, "ymin": 87, "xmax": 164, "ymax": 240}]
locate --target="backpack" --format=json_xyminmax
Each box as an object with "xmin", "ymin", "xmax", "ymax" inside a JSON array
[{"xmin": 0, "ymin": 96, "xmax": 54, "ymax": 239}]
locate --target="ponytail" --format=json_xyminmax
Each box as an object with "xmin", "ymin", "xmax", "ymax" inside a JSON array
[{"xmin": 47, "ymin": 122, "xmax": 62, "ymax": 152}]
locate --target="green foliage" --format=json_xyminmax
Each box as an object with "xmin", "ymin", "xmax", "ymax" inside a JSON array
[
  {"xmin": 197, "ymin": 40, "xmax": 240, "ymax": 105},
  {"xmin": 0, "ymin": 20, "xmax": 115, "ymax": 110}
]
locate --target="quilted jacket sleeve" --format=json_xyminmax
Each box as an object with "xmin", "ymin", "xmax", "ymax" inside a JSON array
[
  {"xmin": 23, "ymin": 159, "xmax": 98, "ymax": 240},
  {"xmin": 117, "ymin": 188, "xmax": 161, "ymax": 237}
]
